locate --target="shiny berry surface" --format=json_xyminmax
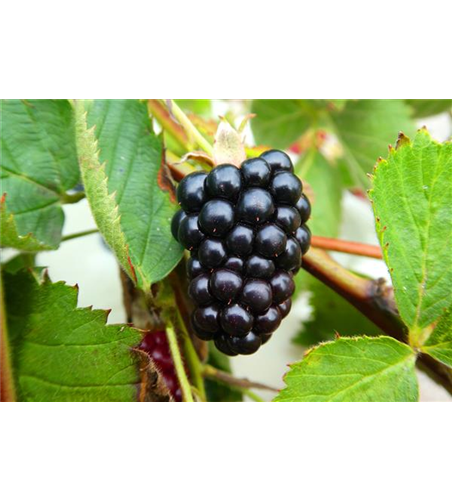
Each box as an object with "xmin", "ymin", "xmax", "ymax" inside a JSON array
[
  {"xmin": 241, "ymin": 158, "xmax": 271, "ymax": 187},
  {"xmin": 254, "ymin": 306, "xmax": 282, "ymax": 334},
  {"xmin": 229, "ymin": 331, "xmax": 262, "ymax": 355},
  {"xmin": 236, "ymin": 188, "xmax": 275, "ymax": 225},
  {"xmin": 178, "ymin": 214, "xmax": 204, "ymax": 250},
  {"xmin": 224, "ymin": 256, "xmax": 244, "ymax": 274},
  {"xmin": 170, "ymin": 149, "xmax": 311, "ymax": 356},
  {"xmin": 278, "ymin": 298, "xmax": 292, "ymax": 318},
  {"xmin": 226, "ymin": 224, "xmax": 254, "ymax": 257},
  {"xmin": 260, "ymin": 150, "xmax": 294, "ymax": 173},
  {"xmin": 186, "ymin": 256, "xmax": 205, "ymax": 279},
  {"xmin": 270, "ymin": 172, "xmax": 302, "ymax": 205},
  {"xmin": 177, "ymin": 172, "xmax": 208, "ymax": 212},
  {"xmin": 205, "ymin": 164, "xmax": 242, "ymax": 200},
  {"xmin": 255, "ymin": 224, "xmax": 287, "ymax": 258},
  {"xmin": 245, "ymin": 255, "xmax": 275, "ymax": 279},
  {"xmin": 198, "ymin": 239, "xmax": 227, "ymax": 268},
  {"xmin": 193, "ymin": 303, "xmax": 221, "ymax": 333},
  {"xmin": 210, "ymin": 269, "xmax": 243, "ymax": 302},
  {"xmin": 295, "ymin": 193, "xmax": 311, "ymax": 224},
  {"xmin": 220, "ymin": 304, "xmax": 254, "ymax": 337},
  {"xmin": 188, "ymin": 274, "xmax": 213, "ymax": 306},
  {"xmin": 171, "ymin": 209, "xmax": 187, "ymax": 241},
  {"xmin": 241, "ymin": 279, "xmax": 273, "ymax": 314},
  {"xmin": 199, "ymin": 199, "xmax": 235, "ymax": 237},
  {"xmin": 270, "ymin": 270, "xmax": 295, "ymax": 304},
  {"xmin": 295, "ymin": 225, "xmax": 312, "ymax": 255},
  {"xmin": 214, "ymin": 334, "xmax": 237, "ymax": 356},
  {"xmin": 276, "ymin": 237, "xmax": 302, "ymax": 272},
  {"xmin": 274, "ymin": 206, "xmax": 301, "ymax": 234}
]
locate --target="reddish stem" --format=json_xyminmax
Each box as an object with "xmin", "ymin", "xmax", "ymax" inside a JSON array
[{"xmin": 311, "ymin": 236, "xmax": 383, "ymax": 259}]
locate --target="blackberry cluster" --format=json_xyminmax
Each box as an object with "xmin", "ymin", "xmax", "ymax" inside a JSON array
[{"xmin": 171, "ymin": 150, "xmax": 311, "ymax": 356}]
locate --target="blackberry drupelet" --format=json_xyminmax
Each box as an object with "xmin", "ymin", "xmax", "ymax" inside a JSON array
[{"xmin": 172, "ymin": 150, "xmax": 311, "ymax": 356}]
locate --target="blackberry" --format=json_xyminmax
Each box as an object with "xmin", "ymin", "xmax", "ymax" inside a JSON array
[
  {"xmin": 187, "ymin": 255, "xmax": 205, "ymax": 279},
  {"xmin": 205, "ymin": 164, "xmax": 242, "ymax": 200},
  {"xmin": 255, "ymin": 224, "xmax": 287, "ymax": 258},
  {"xmin": 220, "ymin": 304, "xmax": 253, "ymax": 337},
  {"xmin": 192, "ymin": 303, "xmax": 221, "ymax": 334},
  {"xmin": 226, "ymin": 225, "xmax": 254, "ymax": 256},
  {"xmin": 177, "ymin": 172, "xmax": 208, "ymax": 212},
  {"xmin": 214, "ymin": 334, "xmax": 238, "ymax": 357},
  {"xmin": 236, "ymin": 188, "xmax": 274, "ymax": 225},
  {"xmin": 278, "ymin": 298, "xmax": 292, "ymax": 318},
  {"xmin": 295, "ymin": 225, "xmax": 312, "ymax": 255},
  {"xmin": 171, "ymin": 151, "xmax": 311, "ymax": 356},
  {"xmin": 295, "ymin": 194, "xmax": 311, "ymax": 224},
  {"xmin": 241, "ymin": 158, "xmax": 271, "ymax": 187},
  {"xmin": 210, "ymin": 269, "xmax": 243, "ymax": 302},
  {"xmin": 172, "ymin": 209, "xmax": 187, "ymax": 241},
  {"xmin": 276, "ymin": 237, "xmax": 302, "ymax": 272},
  {"xmin": 260, "ymin": 332, "xmax": 273, "ymax": 345},
  {"xmin": 188, "ymin": 274, "xmax": 213, "ymax": 306},
  {"xmin": 270, "ymin": 270, "xmax": 295, "ymax": 304},
  {"xmin": 229, "ymin": 331, "xmax": 262, "ymax": 355},
  {"xmin": 270, "ymin": 172, "xmax": 302, "ymax": 205},
  {"xmin": 245, "ymin": 255, "xmax": 275, "ymax": 279},
  {"xmin": 178, "ymin": 214, "xmax": 204, "ymax": 250},
  {"xmin": 198, "ymin": 239, "xmax": 227, "ymax": 268},
  {"xmin": 254, "ymin": 307, "xmax": 281, "ymax": 334},
  {"xmin": 241, "ymin": 279, "xmax": 273, "ymax": 314},
  {"xmin": 260, "ymin": 150, "xmax": 294, "ymax": 173},
  {"xmin": 224, "ymin": 256, "xmax": 244, "ymax": 274},
  {"xmin": 274, "ymin": 206, "xmax": 301, "ymax": 234},
  {"xmin": 199, "ymin": 199, "xmax": 234, "ymax": 237}
]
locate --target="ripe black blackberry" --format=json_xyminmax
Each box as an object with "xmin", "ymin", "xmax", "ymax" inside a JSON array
[{"xmin": 172, "ymin": 150, "xmax": 311, "ymax": 356}]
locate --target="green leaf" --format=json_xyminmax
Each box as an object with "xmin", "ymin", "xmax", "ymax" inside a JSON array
[
  {"xmin": 369, "ymin": 130, "xmax": 452, "ymax": 337},
  {"xmin": 1, "ymin": 196, "xmax": 56, "ymax": 251},
  {"xmin": 293, "ymin": 152, "xmax": 381, "ymax": 347},
  {"xmin": 405, "ymin": 99, "xmax": 452, "ymax": 118},
  {"xmin": 330, "ymin": 99, "xmax": 415, "ymax": 188},
  {"xmin": 176, "ymin": 99, "xmax": 212, "ymax": 117},
  {"xmin": 1, "ymin": 253, "xmax": 36, "ymax": 274},
  {"xmin": 75, "ymin": 99, "xmax": 184, "ymax": 289},
  {"xmin": 1, "ymin": 100, "xmax": 80, "ymax": 249},
  {"xmin": 2, "ymin": 269, "xmax": 150, "ymax": 402},
  {"xmin": 293, "ymin": 151, "xmax": 343, "ymax": 300},
  {"xmin": 275, "ymin": 336, "xmax": 418, "ymax": 402},
  {"xmin": 296, "ymin": 151, "xmax": 343, "ymax": 238},
  {"xmin": 422, "ymin": 308, "xmax": 452, "ymax": 368},
  {"xmin": 251, "ymin": 100, "xmax": 318, "ymax": 149}
]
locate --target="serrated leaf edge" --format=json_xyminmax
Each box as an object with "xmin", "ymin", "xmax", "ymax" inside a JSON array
[
  {"xmin": 368, "ymin": 128, "xmax": 452, "ymax": 340},
  {"xmin": 0, "ymin": 194, "xmax": 56, "ymax": 251},
  {"xmin": 74, "ymin": 102, "xmax": 138, "ymax": 285}
]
